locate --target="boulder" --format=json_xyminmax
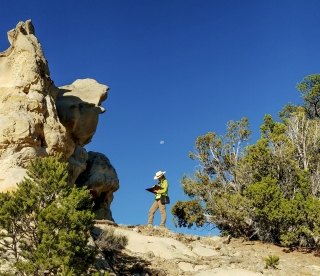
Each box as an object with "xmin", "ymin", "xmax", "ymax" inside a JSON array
[{"xmin": 77, "ymin": 152, "xmax": 119, "ymax": 221}]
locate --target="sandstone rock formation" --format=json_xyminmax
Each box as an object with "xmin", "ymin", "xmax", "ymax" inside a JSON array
[
  {"xmin": 0, "ymin": 20, "xmax": 118, "ymax": 220},
  {"xmin": 77, "ymin": 152, "xmax": 119, "ymax": 220}
]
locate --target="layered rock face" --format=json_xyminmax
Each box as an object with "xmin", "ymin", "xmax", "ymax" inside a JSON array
[{"xmin": 0, "ymin": 20, "xmax": 118, "ymax": 221}]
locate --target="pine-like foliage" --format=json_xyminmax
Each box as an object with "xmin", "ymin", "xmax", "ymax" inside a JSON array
[
  {"xmin": 172, "ymin": 75, "xmax": 320, "ymax": 250},
  {"xmin": 0, "ymin": 155, "xmax": 96, "ymax": 275}
]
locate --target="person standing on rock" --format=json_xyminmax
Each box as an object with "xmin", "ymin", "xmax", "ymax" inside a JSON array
[{"xmin": 147, "ymin": 170, "xmax": 169, "ymax": 228}]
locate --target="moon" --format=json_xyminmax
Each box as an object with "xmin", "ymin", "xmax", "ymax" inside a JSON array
[{"xmin": 160, "ymin": 140, "xmax": 165, "ymax": 145}]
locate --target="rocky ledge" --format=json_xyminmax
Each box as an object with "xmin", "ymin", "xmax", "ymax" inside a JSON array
[{"xmin": 94, "ymin": 224, "xmax": 320, "ymax": 276}]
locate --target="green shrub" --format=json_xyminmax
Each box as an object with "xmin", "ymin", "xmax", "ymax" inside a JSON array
[
  {"xmin": 264, "ymin": 255, "xmax": 280, "ymax": 269},
  {"xmin": 209, "ymin": 193, "xmax": 252, "ymax": 237},
  {"xmin": 0, "ymin": 156, "xmax": 96, "ymax": 275},
  {"xmin": 244, "ymin": 177, "xmax": 284, "ymax": 242},
  {"xmin": 171, "ymin": 200, "xmax": 206, "ymax": 228},
  {"xmin": 170, "ymin": 83, "xmax": 320, "ymax": 251}
]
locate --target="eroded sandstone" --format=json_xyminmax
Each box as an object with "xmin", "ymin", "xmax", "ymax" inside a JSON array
[{"xmin": 0, "ymin": 20, "xmax": 118, "ymax": 220}]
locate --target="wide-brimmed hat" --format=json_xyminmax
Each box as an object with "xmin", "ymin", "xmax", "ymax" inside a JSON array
[{"xmin": 154, "ymin": 170, "xmax": 166, "ymax": 179}]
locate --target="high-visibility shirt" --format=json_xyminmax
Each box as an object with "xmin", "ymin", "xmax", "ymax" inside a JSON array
[{"xmin": 155, "ymin": 178, "xmax": 168, "ymax": 200}]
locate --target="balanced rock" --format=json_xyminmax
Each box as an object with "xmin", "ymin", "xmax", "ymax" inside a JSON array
[
  {"xmin": 0, "ymin": 20, "xmax": 118, "ymax": 221},
  {"xmin": 56, "ymin": 79, "xmax": 108, "ymax": 148}
]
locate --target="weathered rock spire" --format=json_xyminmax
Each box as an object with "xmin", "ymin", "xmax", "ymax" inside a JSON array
[{"xmin": 0, "ymin": 20, "xmax": 118, "ymax": 221}]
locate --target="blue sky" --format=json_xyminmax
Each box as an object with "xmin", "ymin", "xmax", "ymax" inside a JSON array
[{"xmin": 1, "ymin": 0, "xmax": 320, "ymax": 236}]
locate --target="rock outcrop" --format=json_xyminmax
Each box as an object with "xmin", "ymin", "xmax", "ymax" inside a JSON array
[
  {"xmin": 94, "ymin": 224, "xmax": 320, "ymax": 276},
  {"xmin": 0, "ymin": 20, "xmax": 118, "ymax": 220}
]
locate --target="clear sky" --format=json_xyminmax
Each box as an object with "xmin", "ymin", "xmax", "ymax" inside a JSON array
[{"xmin": 1, "ymin": 0, "xmax": 320, "ymax": 236}]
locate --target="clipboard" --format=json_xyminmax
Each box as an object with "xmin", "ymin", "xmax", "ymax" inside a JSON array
[{"xmin": 145, "ymin": 184, "xmax": 161, "ymax": 194}]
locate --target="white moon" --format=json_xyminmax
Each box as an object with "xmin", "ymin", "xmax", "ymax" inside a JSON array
[{"xmin": 160, "ymin": 140, "xmax": 165, "ymax": 144}]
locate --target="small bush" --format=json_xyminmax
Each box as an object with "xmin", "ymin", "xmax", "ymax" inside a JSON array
[
  {"xmin": 264, "ymin": 255, "xmax": 280, "ymax": 269},
  {"xmin": 95, "ymin": 227, "xmax": 128, "ymax": 274},
  {"xmin": 95, "ymin": 227, "xmax": 128, "ymax": 253},
  {"xmin": 171, "ymin": 200, "xmax": 206, "ymax": 228}
]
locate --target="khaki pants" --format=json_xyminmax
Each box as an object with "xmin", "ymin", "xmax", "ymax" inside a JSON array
[{"xmin": 147, "ymin": 199, "xmax": 166, "ymax": 226}]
